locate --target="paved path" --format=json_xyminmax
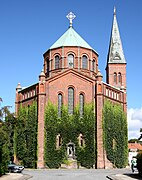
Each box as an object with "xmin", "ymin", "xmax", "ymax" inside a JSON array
[
  {"xmin": 1, "ymin": 168, "xmax": 141, "ymax": 180},
  {"xmin": 23, "ymin": 168, "xmax": 136, "ymax": 180}
]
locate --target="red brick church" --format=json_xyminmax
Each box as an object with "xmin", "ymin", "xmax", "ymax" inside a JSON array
[{"xmin": 15, "ymin": 9, "xmax": 127, "ymax": 168}]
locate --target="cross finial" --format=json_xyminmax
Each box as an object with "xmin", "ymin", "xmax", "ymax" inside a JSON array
[
  {"xmin": 114, "ymin": 6, "xmax": 116, "ymax": 15},
  {"xmin": 66, "ymin": 12, "xmax": 76, "ymax": 27}
]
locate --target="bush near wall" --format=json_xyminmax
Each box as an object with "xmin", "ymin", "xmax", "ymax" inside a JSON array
[
  {"xmin": 44, "ymin": 102, "xmax": 95, "ymax": 168},
  {"xmin": 14, "ymin": 102, "xmax": 37, "ymax": 168},
  {"xmin": 103, "ymin": 100, "xmax": 128, "ymax": 168},
  {"xmin": 137, "ymin": 151, "xmax": 142, "ymax": 174}
]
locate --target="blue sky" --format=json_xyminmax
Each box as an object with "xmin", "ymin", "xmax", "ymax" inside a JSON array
[{"xmin": 0, "ymin": 0, "xmax": 142, "ymax": 139}]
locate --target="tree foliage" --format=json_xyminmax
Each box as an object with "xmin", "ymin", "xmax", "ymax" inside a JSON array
[
  {"xmin": 128, "ymin": 139, "xmax": 139, "ymax": 143},
  {"xmin": 3, "ymin": 112, "xmax": 15, "ymax": 163},
  {"xmin": 103, "ymin": 100, "xmax": 128, "ymax": 168},
  {"xmin": 44, "ymin": 102, "xmax": 95, "ymax": 168},
  {"xmin": 0, "ymin": 98, "xmax": 15, "ymax": 175},
  {"xmin": 137, "ymin": 151, "xmax": 142, "ymax": 174},
  {"xmin": 0, "ymin": 126, "xmax": 9, "ymax": 176},
  {"xmin": 14, "ymin": 102, "xmax": 37, "ymax": 168}
]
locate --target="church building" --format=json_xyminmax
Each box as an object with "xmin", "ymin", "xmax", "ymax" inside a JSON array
[{"xmin": 15, "ymin": 9, "xmax": 127, "ymax": 169}]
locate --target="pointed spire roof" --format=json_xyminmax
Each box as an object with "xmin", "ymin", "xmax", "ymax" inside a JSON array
[{"xmin": 107, "ymin": 7, "xmax": 126, "ymax": 64}]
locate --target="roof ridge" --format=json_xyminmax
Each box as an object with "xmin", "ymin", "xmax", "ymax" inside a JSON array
[{"xmin": 49, "ymin": 26, "xmax": 97, "ymax": 54}]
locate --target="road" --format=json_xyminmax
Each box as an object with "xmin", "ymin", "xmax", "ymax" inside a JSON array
[{"xmin": 23, "ymin": 168, "xmax": 132, "ymax": 180}]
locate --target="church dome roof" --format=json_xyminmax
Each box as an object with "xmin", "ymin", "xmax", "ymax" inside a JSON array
[{"xmin": 50, "ymin": 26, "xmax": 96, "ymax": 52}]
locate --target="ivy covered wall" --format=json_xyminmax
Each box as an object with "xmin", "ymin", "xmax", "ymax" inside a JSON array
[
  {"xmin": 14, "ymin": 101, "xmax": 37, "ymax": 168},
  {"xmin": 14, "ymin": 99, "xmax": 128, "ymax": 169},
  {"xmin": 44, "ymin": 102, "xmax": 95, "ymax": 168},
  {"xmin": 103, "ymin": 100, "xmax": 128, "ymax": 168}
]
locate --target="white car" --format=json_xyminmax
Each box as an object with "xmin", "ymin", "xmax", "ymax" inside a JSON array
[{"xmin": 8, "ymin": 163, "xmax": 24, "ymax": 173}]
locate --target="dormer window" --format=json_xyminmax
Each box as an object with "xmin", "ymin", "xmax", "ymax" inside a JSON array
[
  {"xmin": 82, "ymin": 55, "xmax": 87, "ymax": 69},
  {"xmin": 68, "ymin": 54, "xmax": 74, "ymax": 68},
  {"xmin": 55, "ymin": 55, "xmax": 60, "ymax": 69},
  {"xmin": 114, "ymin": 52, "xmax": 121, "ymax": 60}
]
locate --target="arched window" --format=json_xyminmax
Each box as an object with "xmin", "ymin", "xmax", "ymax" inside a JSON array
[
  {"xmin": 82, "ymin": 55, "xmax": 87, "ymax": 69},
  {"xmin": 55, "ymin": 55, "xmax": 60, "ymax": 69},
  {"xmin": 79, "ymin": 94, "xmax": 84, "ymax": 117},
  {"xmin": 92, "ymin": 60, "xmax": 96, "ymax": 72},
  {"xmin": 46, "ymin": 59, "xmax": 49, "ymax": 76},
  {"xmin": 68, "ymin": 87, "xmax": 74, "ymax": 114},
  {"xmin": 58, "ymin": 93, "xmax": 62, "ymax": 117},
  {"xmin": 56, "ymin": 134, "xmax": 62, "ymax": 149},
  {"xmin": 68, "ymin": 54, "xmax": 74, "ymax": 68},
  {"xmin": 78, "ymin": 133, "xmax": 85, "ymax": 147},
  {"xmin": 114, "ymin": 72, "xmax": 117, "ymax": 84},
  {"xmin": 118, "ymin": 72, "xmax": 122, "ymax": 84}
]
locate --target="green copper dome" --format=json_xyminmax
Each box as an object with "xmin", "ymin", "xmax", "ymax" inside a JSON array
[{"xmin": 50, "ymin": 26, "xmax": 94, "ymax": 50}]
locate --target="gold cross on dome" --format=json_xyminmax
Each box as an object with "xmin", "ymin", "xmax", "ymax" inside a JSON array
[{"xmin": 66, "ymin": 12, "xmax": 76, "ymax": 27}]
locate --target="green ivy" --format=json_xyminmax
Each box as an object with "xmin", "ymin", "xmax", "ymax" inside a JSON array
[
  {"xmin": 44, "ymin": 102, "xmax": 95, "ymax": 168},
  {"xmin": 14, "ymin": 102, "xmax": 37, "ymax": 168},
  {"xmin": 103, "ymin": 100, "xmax": 128, "ymax": 168}
]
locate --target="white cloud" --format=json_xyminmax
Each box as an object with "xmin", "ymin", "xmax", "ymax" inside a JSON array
[{"xmin": 127, "ymin": 108, "xmax": 142, "ymax": 140}]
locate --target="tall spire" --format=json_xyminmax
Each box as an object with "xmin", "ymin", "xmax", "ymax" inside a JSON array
[{"xmin": 107, "ymin": 7, "xmax": 126, "ymax": 64}]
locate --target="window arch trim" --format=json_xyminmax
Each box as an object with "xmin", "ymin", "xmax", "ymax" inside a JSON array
[
  {"xmin": 92, "ymin": 59, "xmax": 96, "ymax": 72},
  {"xmin": 58, "ymin": 93, "xmax": 63, "ymax": 117},
  {"xmin": 114, "ymin": 72, "xmax": 117, "ymax": 84},
  {"xmin": 82, "ymin": 55, "xmax": 88, "ymax": 69},
  {"xmin": 55, "ymin": 55, "xmax": 60, "ymax": 69},
  {"xmin": 68, "ymin": 87, "xmax": 74, "ymax": 115},
  {"xmin": 118, "ymin": 72, "xmax": 122, "ymax": 84},
  {"xmin": 68, "ymin": 54, "xmax": 74, "ymax": 68},
  {"xmin": 79, "ymin": 93, "xmax": 84, "ymax": 117}
]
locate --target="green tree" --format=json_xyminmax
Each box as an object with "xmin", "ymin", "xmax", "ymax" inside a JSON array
[
  {"xmin": 137, "ymin": 151, "xmax": 142, "ymax": 174},
  {"xmin": 0, "ymin": 97, "xmax": 14, "ymax": 175},
  {"xmin": 128, "ymin": 139, "xmax": 139, "ymax": 143},
  {"xmin": 0, "ymin": 125, "xmax": 9, "ymax": 175},
  {"xmin": 138, "ymin": 128, "xmax": 142, "ymax": 140}
]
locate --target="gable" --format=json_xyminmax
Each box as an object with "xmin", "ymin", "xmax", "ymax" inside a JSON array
[{"xmin": 46, "ymin": 69, "xmax": 95, "ymax": 105}]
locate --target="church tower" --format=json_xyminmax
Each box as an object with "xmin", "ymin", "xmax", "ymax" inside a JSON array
[{"xmin": 106, "ymin": 7, "xmax": 126, "ymax": 90}]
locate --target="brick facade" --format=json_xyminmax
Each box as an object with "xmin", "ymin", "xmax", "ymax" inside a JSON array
[{"xmin": 15, "ymin": 11, "xmax": 127, "ymax": 169}]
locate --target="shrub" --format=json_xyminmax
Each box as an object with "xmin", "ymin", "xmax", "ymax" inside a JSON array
[{"xmin": 137, "ymin": 151, "xmax": 142, "ymax": 174}]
